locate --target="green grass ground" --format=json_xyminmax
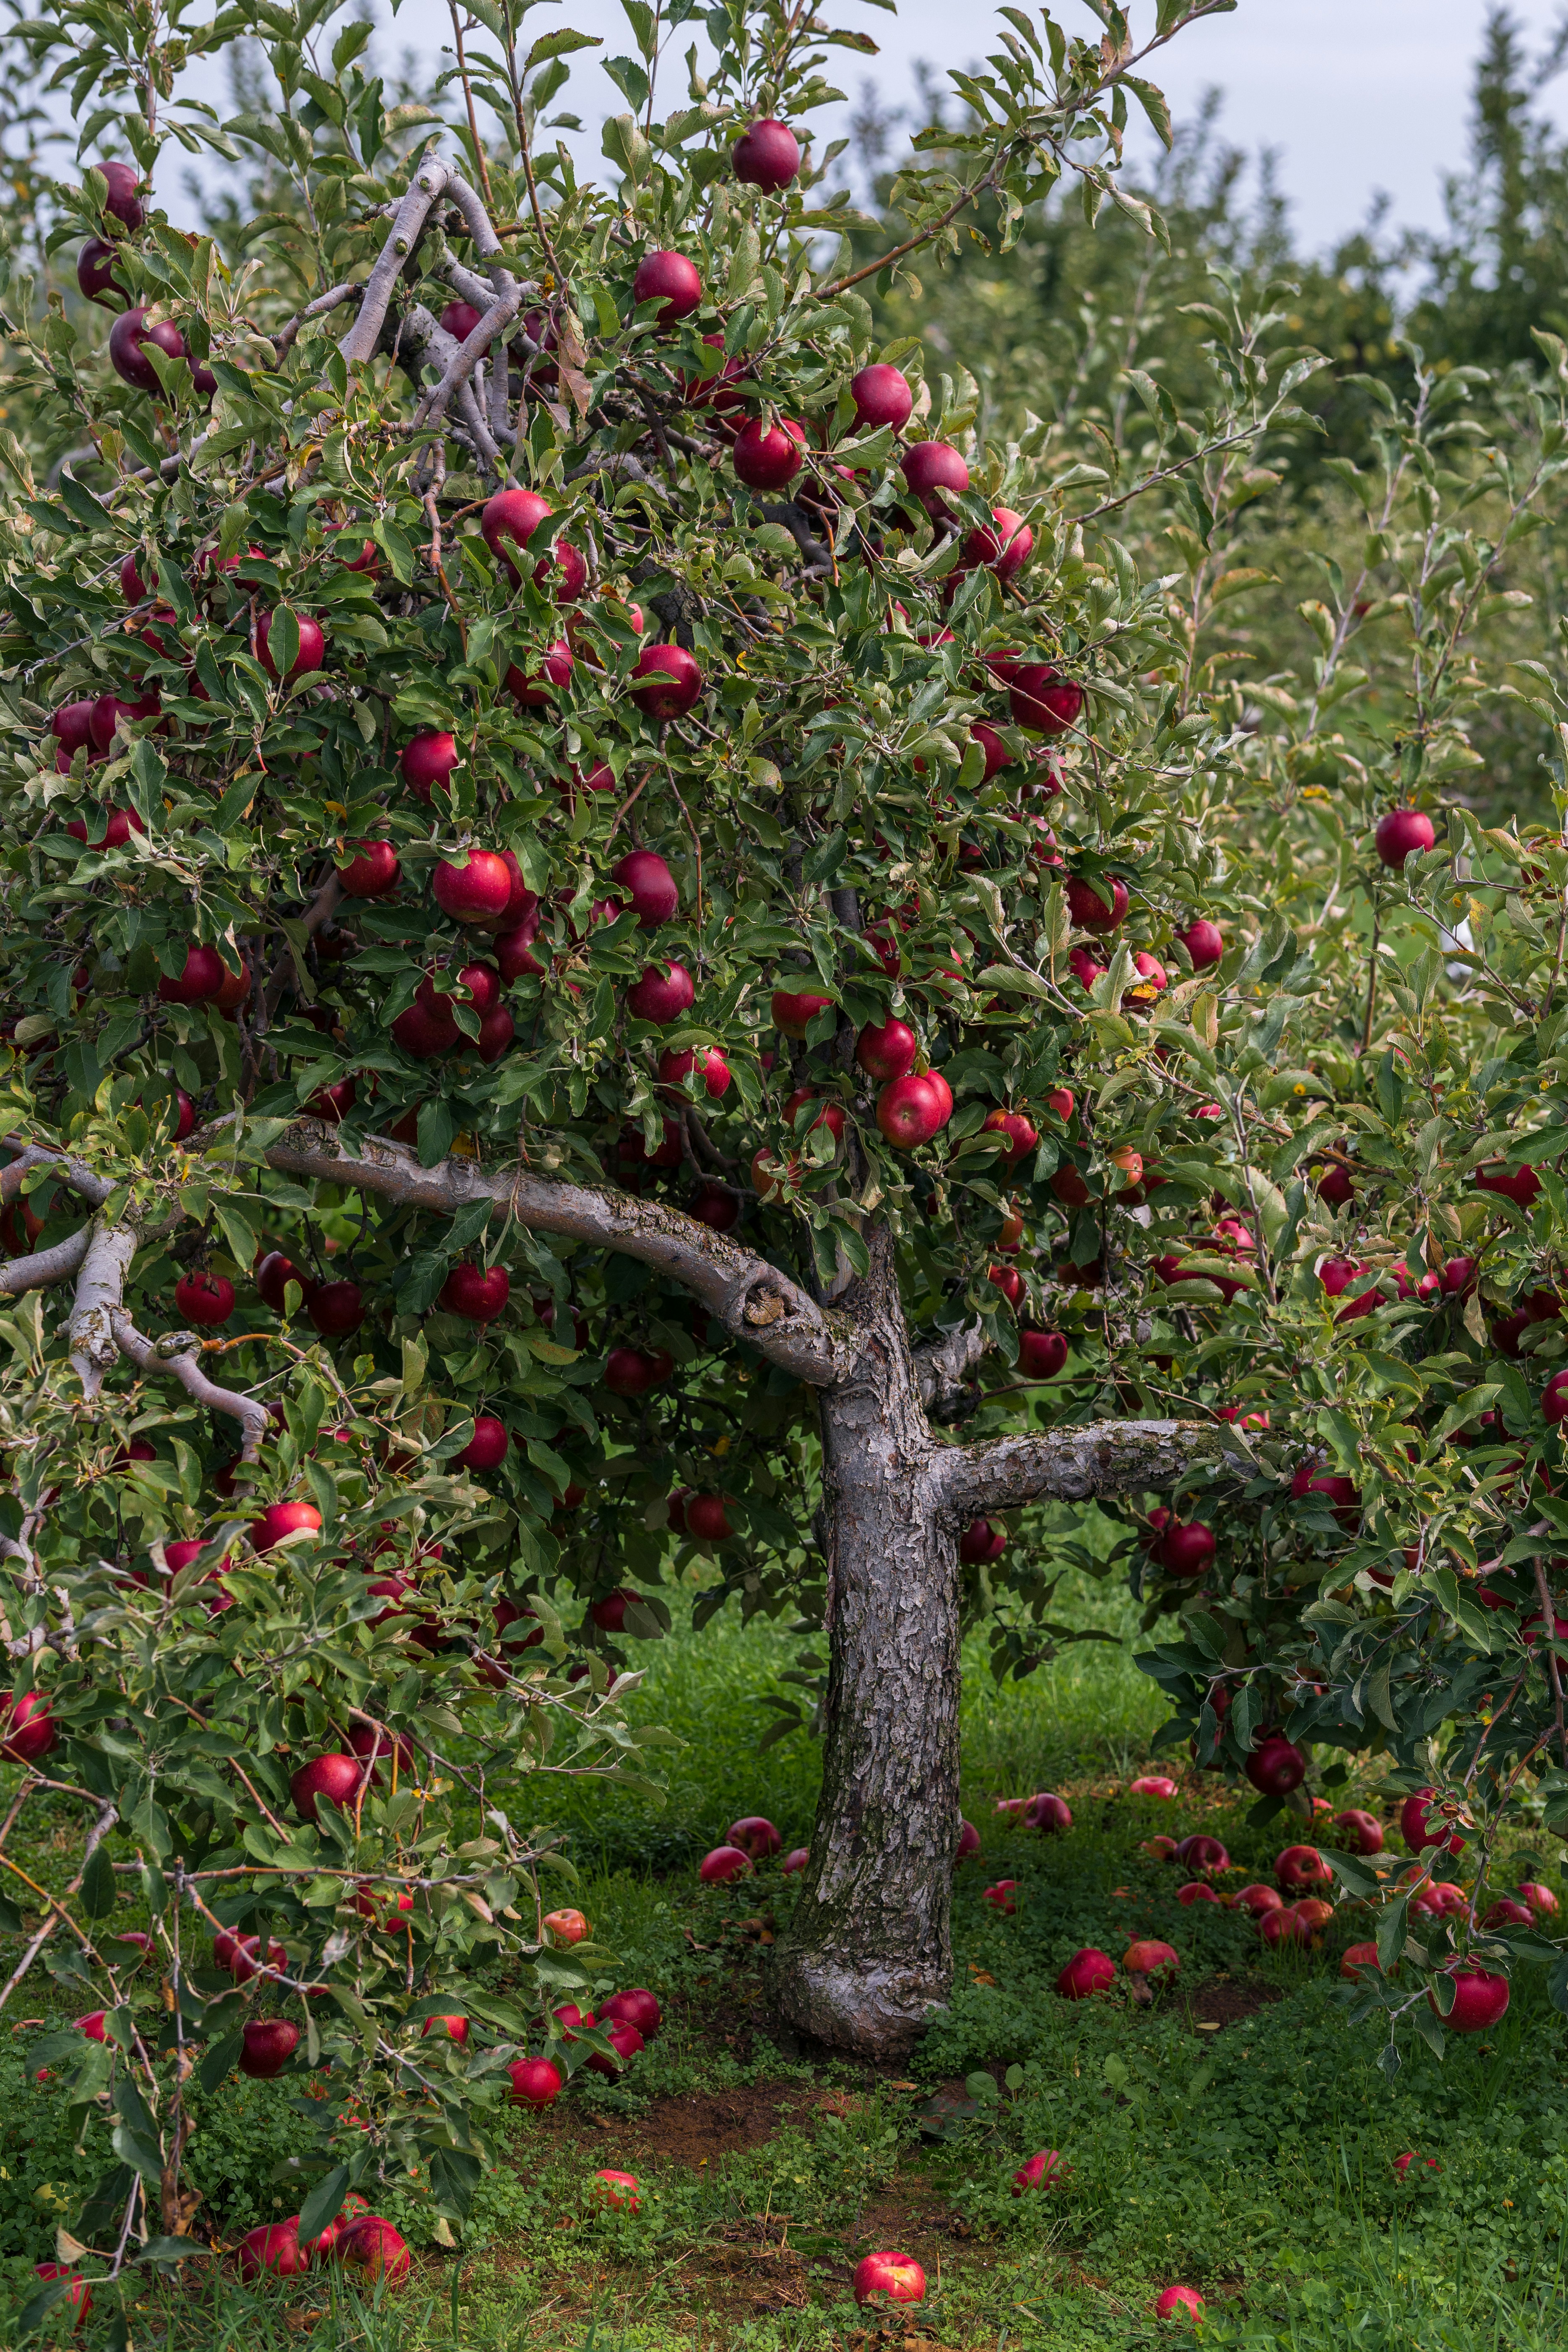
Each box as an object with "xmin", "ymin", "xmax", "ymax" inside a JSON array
[{"xmin": 7, "ymin": 1551, "xmax": 1568, "ymax": 2350}]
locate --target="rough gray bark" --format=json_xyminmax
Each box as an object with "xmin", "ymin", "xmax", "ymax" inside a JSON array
[{"xmin": 767, "ymin": 1233, "xmax": 1238, "ymax": 2058}]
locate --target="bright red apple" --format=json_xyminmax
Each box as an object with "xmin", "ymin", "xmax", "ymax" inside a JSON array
[
  {"xmin": 900, "ymin": 441, "xmax": 968, "ymax": 514},
  {"xmin": 330, "ymin": 2216, "xmax": 410, "ymax": 2287},
  {"xmin": 699, "ymin": 1844, "xmax": 752, "ymax": 1883},
  {"xmin": 1376, "ymin": 807, "xmax": 1436, "ymax": 867},
  {"xmin": 433, "ymin": 851, "xmax": 514, "ymax": 924},
  {"xmin": 612, "ymin": 849, "xmax": 679, "ymax": 926},
  {"xmin": 1245, "ymin": 1735, "xmax": 1306, "ymax": 1796},
  {"xmin": 1009, "ymin": 663, "xmax": 1083, "ymax": 736},
  {"xmin": 237, "ymin": 2220, "xmax": 308, "ymax": 2280},
  {"xmin": 732, "ymin": 117, "xmax": 801, "ymax": 191},
  {"xmin": 853, "ymin": 2252, "xmax": 925, "ymax": 2307},
  {"xmin": 290, "ymin": 1751, "xmax": 362, "ymax": 1821},
  {"xmin": 629, "ymin": 643, "xmax": 704, "ymax": 718},
  {"xmin": 240, "ymin": 2017, "xmax": 300, "ymax": 2078},
  {"xmin": 850, "ymin": 363, "xmax": 913, "ymax": 432},
  {"xmin": 1056, "ymin": 1947, "xmax": 1115, "ymax": 1999},
  {"xmin": 256, "ymin": 610, "xmax": 326, "ymax": 681},
  {"xmin": 174, "ymin": 1271, "xmax": 234, "ymax": 1327},
  {"xmin": 632, "ymin": 249, "xmax": 703, "ymax": 323},
  {"xmin": 439, "ymin": 1264, "xmax": 510, "ymax": 1322},
  {"xmin": 627, "ymin": 961, "xmax": 695, "ymax": 1022},
  {"xmin": 733, "ymin": 417, "xmax": 806, "ymax": 491},
  {"xmin": 250, "ymin": 1501, "xmax": 322, "ymax": 1549},
  {"xmin": 1430, "ymin": 1965, "xmax": 1509, "ymax": 2034},
  {"xmin": 508, "ymin": 2055, "xmax": 563, "ymax": 2106}
]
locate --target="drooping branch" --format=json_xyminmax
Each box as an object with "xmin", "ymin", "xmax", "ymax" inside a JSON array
[
  {"xmin": 260, "ymin": 1121, "xmax": 856, "ymax": 1387},
  {"xmin": 0, "ymin": 1225, "xmax": 91, "ymax": 1298},
  {"xmin": 109, "ymin": 1312, "xmax": 272, "ymax": 1459},
  {"xmin": 935, "ymin": 1416, "xmax": 1243, "ymax": 1519}
]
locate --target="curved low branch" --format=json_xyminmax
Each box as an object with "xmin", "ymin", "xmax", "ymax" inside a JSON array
[
  {"xmin": 936, "ymin": 1416, "xmax": 1243, "ymax": 1519},
  {"xmin": 260, "ymin": 1121, "xmax": 856, "ymax": 1387},
  {"xmin": 0, "ymin": 1225, "xmax": 91, "ymax": 1298},
  {"xmin": 913, "ymin": 1317, "xmax": 988, "ymax": 1421},
  {"xmin": 109, "ymin": 1312, "xmax": 271, "ymax": 1458}
]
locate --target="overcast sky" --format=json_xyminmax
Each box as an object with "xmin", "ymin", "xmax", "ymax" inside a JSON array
[{"xmin": 161, "ymin": 0, "xmax": 1568, "ymax": 253}]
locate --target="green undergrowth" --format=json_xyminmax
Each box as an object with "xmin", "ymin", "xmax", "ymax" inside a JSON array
[{"xmin": 5, "ymin": 1560, "xmax": 1567, "ymax": 2348}]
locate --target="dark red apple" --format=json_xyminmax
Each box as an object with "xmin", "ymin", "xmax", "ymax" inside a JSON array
[
  {"xmin": 603, "ymin": 1347, "xmax": 672, "ymax": 1396},
  {"xmin": 1018, "ymin": 1328, "xmax": 1068, "ymax": 1379},
  {"xmin": 507, "ymin": 2055, "xmax": 563, "ymax": 2106},
  {"xmin": 733, "ymin": 417, "xmax": 806, "ymax": 491},
  {"xmin": 504, "ymin": 642, "xmax": 574, "ymax": 707},
  {"xmin": 330, "ymin": 2216, "xmax": 411, "ymax": 2287},
  {"xmin": 337, "ymin": 840, "xmax": 399, "ymax": 898},
  {"xmin": 960, "ymin": 1517, "xmax": 1007, "ymax": 1564},
  {"xmin": 632, "ymin": 249, "xmax": 703, "ymax": 324},
  {"xmin": 440, "ymin": 299, "xmax": 484, "ymax": 340},
  {"xmin": 457, "ymin": 1415, "xmax": 508, "ymax": 1470},
  {"xmin": 78, "ymin": 236, "xmax": 129, "ymax": 308},
  {"xmin": 109, "ymin": 306, "xmax": 186, "ymax": 393},
  {"xmin": 1430, "ymin": 1965, "xmax": 1508, "ymax": 2034},
  {"xmin": 658, "ymin": 1044, "xmax": 730, "ymax": 1097},
  {"xmin": 65, "ymin": 807, "xmax": 143, "ymax": 849},
  {"xmin": 630, "ymin": 643, "xmax": 703, "ymax": 718},
  {"xmin": 174, "ymin": 1271, "xmax": 234, "ymax": 1327},
  {"xmin": 849, "ymin": 363, "xmax": 913, "ymax": 433},
  {"xmin": 309, "ymin": 1280, "xmax": 364, "ymax": 1338},
  {"xmin": 962, "ymin": 506, "xmax": 1032, "ymax": 581},
  {"xmin": 1244, "ymin": 1735, "xmax": 1306, "ymax": 1797},
  {"xmin": 627, "ymin": 961, "xmax": 694, "ymax": 1022},
  {"xmin": 90, "ymin": 689, "xmax": 160, "ymax": 752},
  {"xmin": 256, "ymin": 610, "xmax": 325, "ymax": 681},
  {"xmin": 256, "ymin": 1251, "xmax": 315, "ymax": 1311},
  {"xmin": 732, "ymin": 118, "xmax": 801, "ymax": 191},
  {"xmin": 1066, "ymin": 875, "xmax": 1128, "ymax": 931},
  {"xmin": 1157, "ymin": 1520, "xmax": 1215, "ymax": 1577},
  {"xmin": 1178, "ymin": 917, "xmax": 1225, "ymax": 969},
  {"xmin": 599, "ymin": 1986, "xmax": 661, "ymax": 2040},
  {"xmin": 1055, "ymin": 1947, "xmax": 1116, "ymax": 1999},
  {"xmin": 900, "ymin": 441, "xmax": 969, "ymax": 514},
  {"xmin": 1332, "ymin": 1808, "xmax": 1384, "ymax": 1854},
  {"xmin": 157, "ymin": 944, "xmax": 227, "ymax": 1005},
  {"xmin": 699, "ymin": 1844, "xmax": 752, "ymax": 1883},
  {"xmin": 240, "ymin": 2017, "xmax": 299, "ymax": 2078},
  {"xmin": 0, "ymin": 1691, "xmax": 56, "ymax": 1764},
  {"xmin": 612, "ymin": 849, "xmax": 679, "ymax": 927},
  {"xmin": 686, "ymin": 1493, "xmax": 733, "ymax": 1541},
  {"xmin": 439, "ymin": 1264, "xmax": 510, "ymax": 1322},
  {"xmin": 237, "ymin": 2221, "xmax": 308, "ymax": 2280}
]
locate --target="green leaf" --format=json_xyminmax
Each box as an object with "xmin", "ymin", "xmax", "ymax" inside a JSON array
[
  {"xmin": 80, "ymin": 1840, "xmax": 118, "ymax": 1919},
  {"xmin": 298, "ymin": 2162, "xmax": 351, "ymax": 2248}
]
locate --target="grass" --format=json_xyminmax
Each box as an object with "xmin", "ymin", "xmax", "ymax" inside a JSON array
[{"xmin": 7, "ymin": 1538, "xmax": 1568, "ymax": 2349}]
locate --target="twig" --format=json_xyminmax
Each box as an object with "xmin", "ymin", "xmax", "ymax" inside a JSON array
[{"xmin": 0, "ymin": 1800, "xmax": 119, "ymax": 2008}]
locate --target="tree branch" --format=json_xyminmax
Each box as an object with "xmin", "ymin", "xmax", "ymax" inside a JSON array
[
  {"xmin": 68, "ymin": 1212, "xmax": 142, "ymax": 1399},
  {"xmin": 935, "ymin": 1416, "xmax": 1240, "ymax": 1519},
  {"xmin": 0, "ymin": 1225, "xmax": 91, "ymax": 1298},
  {"xmin": 913, "ymin": 1318, "xmax": 988, "ymax": 1420},
  {"xmin": 0, "ymin": 1798, "xmax": 119, "ymax": 2011},
  {"xmin": 259, "ymin": 1121, "xmax": 856, "ymax": 1387},
  {"xmin": 109, "ymin": 1312, "xmax": 272, "ymax": 1458},
  {"xmin": 340, "ymin": 154, "xmax": 452, "ymax": 365}
]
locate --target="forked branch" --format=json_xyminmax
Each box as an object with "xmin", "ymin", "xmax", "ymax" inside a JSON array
[{"xmin": 110, "ymin": 1313, "xmax": 272, "ymax": 1458}]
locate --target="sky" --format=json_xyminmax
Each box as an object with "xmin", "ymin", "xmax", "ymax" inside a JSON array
[{"xmin": 142, "ymin": 0, "xmax": 1568, "ymax": 254}]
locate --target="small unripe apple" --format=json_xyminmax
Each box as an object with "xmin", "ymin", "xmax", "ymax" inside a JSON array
[
  {"xmin": 732, "ymin": 117, "xmax": 801, "ymax": 192},
  {"xmin": 632, "ymin": 249, "xmax": 703, "ymax": 324}
]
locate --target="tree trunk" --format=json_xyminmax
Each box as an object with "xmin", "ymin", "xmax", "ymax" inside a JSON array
[{"xmin": 769, "ymin": 1236, "xmax": 960, "ymax": 2061}]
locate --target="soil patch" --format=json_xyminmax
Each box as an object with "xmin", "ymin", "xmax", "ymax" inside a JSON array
[
  {"xmin": 1182, "ymin": 1973, "xmax": 1283, "ymax": 2032},
  {"xmin": 549, "ymin": 2079, "xmax": 824, "ymax": 2169}
]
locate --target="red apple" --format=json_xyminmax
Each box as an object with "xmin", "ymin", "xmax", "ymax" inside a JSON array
[
  {"xmin": 1155, "ymin": 2285, "xmax": 1205, "ymax": 2322},
  {"xmin": 982, "ymin": 1108, "xmax": 1039, "ymax": 1166},
  {"xmin": 308, "ymin": 1279, "xmax": 364, "ymax": 1338},
  {"xmin": 1275, "ymin": 1844, "xmax": 1331, "ymax": 1892},
  {"xmin": 1123, "ymin": 1938, "xmax": 1178, "ymax": 1976},
  {"xmin": 856, "ymin": 1018, "xmax": 917, "ymax": 1081},
  {"xmin": 1178, "ymin": 1881, "xmax": 1220, "ymax": 1906},
  {"xmin": 507, "ymin": 2055, "xmax": 563, "ymax": 2106},
  {"xmin": 240, "ymin": 2017, "xmax": 299, "ymax": 2078},
  {"xmin": 988, "ymin": 1263, "xmax": 1022, "ymax": 1306},
  {"xmin": 256, "ymin": 611, "xmax": 326, "ymax": 681},
  {"xmin": 1333, "ymin": 1808, "xmax": 1384, "ymax": 1854},
  {"xmin": 109, "ymin": 305, "xmax": 186, "ymax": 392},
  {"xmin": 699, "ymin": 1844, "xmax": 752, "ymax": 1883},
  {"xmin": 1177, "ymin": 917, "xmax": 1225, "ymax": 969},
  {"xmin": 603, "ymin": 1347, "xmax": 671, "ymax": 1397},
  {"xmin": 504, "ymin": 642, "xmax": 573, "ymax": 706},
  {"xmin": 1392, "ymin": 2151, "xmax": 1440, "ymax": 2178},
  {"xmin": 1430, "ymin": 1965, "xmax": 1509, "ymax": 2034},
  {"xmin": 1230, "ymin": 1883, "xmax": 1283, "ymax": 1917},
  {"xmin": 439, "ymin": 1264, "xmax": 510, "ymax": 1322},
  {"xmin": 630, "ymin": 643, "xmax": 704, "ymax": 718},
  {"xmin": 237, "ymin": 2220, "xmax": 308, "ymax": 2280},
  {"xmin": 632, "ymin": 249, "xmax": 703, "ymax": 323},
  {"xmin": 1244, "ymin": 1736, "xmax": 1306, "ymax": 1796},
  {"xmin": 658, "ymin": 1044, "xmax": 730, "ymax": 1098},
  {"xmin": 157, "ymin": 944, "xmax": 227, "ymax": 1005},
  {"xmin": 849, "ymin": 363, "xmax": 913, "ymax": 432},
  {"xmin": 1400, "ymin": 1787, "xmax": 1466, "ymax": 1855},
  {"xmin": 401, "ymin": 731, "xmax": 460, "ymax": 799},
  {"xmin": 598, "ymin": 1987, "xmax": 662, "ymax": 2040},
  {"xmin": 290, "ymin": 1751, "xmax": 362, "ymax": 1821},
  {"xmin": 1129, "ymin": 1774, "xmax": 1178, "ymax": 1798},
  {"xmin": 543, "ymin": 1907, "xmax": 591, "ymax": 1944},
  {"xmin": 877, "ymin": 1072, "xmax": 949, "ymax": 1148},
  {"xmin": 732, "ymin": 117, "xmax": 801, "ymax": 191},
  {"xmin": 772, "ymin": 987, "xmax": 832, "ymax": 1037},
  {"xmin": 955, "ymin": 1819, "xmax": 981, "ymax": 1863},
  {"xmin": 1009, "ymin": 663, "xmax": 1084, "ymax": 736},
  {"xmin": 781, "ymin": 1847, "xmax": 810, "ymax": 1875},
  {"xmin": 962, "ymin": 506, "xmax": 1033, "ymax": 582},
  {"xmin": 591, "ymin": 2170, "xmax": 641, "ymax": 2212},
  {"xmin": 256, "ymin": 1251, "xmax": 315, "ymax": 1311},
  {"xmin": 1025, "ymin": 1791, "xmax": 1071, "ymax": 1833},
  {"xmin": 250, "ymin": 1501, "xmax": 323, "ymax": 1550},
  {"xmin": 1341, "ymin": 1942, "xmax": 1382, "ymax": 1980},
  {"xmin": 1482, "ymin": 1897, "xmax": 1534, "ymax": 1928},
  {"xmin": 727, "ymin": 1815, "xmax": 780, "ymax": 1858},
  {"xmin": 853, "ymin": 2252, "xmax": 925, "ymax": 2307},
  {"xmin": 330, "ymin": 2216, "xmax": 410, "ymax": 2287},
  {"xmin": 1056, "ymin": 1947, "xmax": 1116, "ymax": 1999},
  {"xmin": 440, "ymin": 298, "xmax": 484, "ymax": 341},
  {"xmin": 686, "ymin": 1493, "xmax": 733, "ymax": 1542},
  {"xmin": 959, "ymin": 1517, "xmax": 1007, "ymax": 1566},
  {"xmin": 586, "ymin": 2018, "xmax": 645, "ymax": 2077},
  {"xmin": 174, "ymin": 1271, "xmax": 234, "ymax": 1327},
  {"xmin": 1376, "ymin": 807, "xmax": 1436, "ymax": 867},
  {"xmin": 612, "ymin": 849, "xmax": 679, "ymax": 927},
  {"xmin": 1175, "ymin": 1833, "xmax": 1229, "ymax": 1871},
  {"xmin": 51, "ymin": 700, "xmax": 98, "ymax": 758},
  {"xmin": 78, "ymin": 236, "xmax": 129, "ymax": 308},
  {"xmin": 733, "ymin": 417, "xmax": 806, "ymax": 491},
  {"xmin": 1018, "ymin": 1328, "xmax": 1069, "ymax": 1379},
  {"xmin": 1520, "ymin": 1880, "xmax": 1558, "ymax": 1916},
  {"xmin": 1157, "ymin": 1520, "xmax": 1215, "ymax": 1577},
  {"xmin": 1012, "ymin": 2149, "xmax": 1070, "ymax": 2194},
  {"xmin": 1066, "ymin": 874, "xmax": 1128, "ymax": 931},
  {"xmin": 627, "ymin": 961, "xmax": 695, "ymax": 1022},
  {"xmin": 900, "ymin": 441, "xmax": 968, "ymax": 514},
  {"xmin": 457, "ymin": 1415, "xmax": 509, "ymax": 1471},
  {"xmin": 89, "ymin": 689, "xmax": 161, "ymax": 752},
  {"xmin": 433, "ymin": 851, "xmax": 514, "ymax": 924},
  {"xmin": 1474, "ymin": 1162, "xmax": 1542, "ymax": 1209},
  {"xmin": 335, "ymin": 839, "xmax": 399, "ymax": 899}
]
